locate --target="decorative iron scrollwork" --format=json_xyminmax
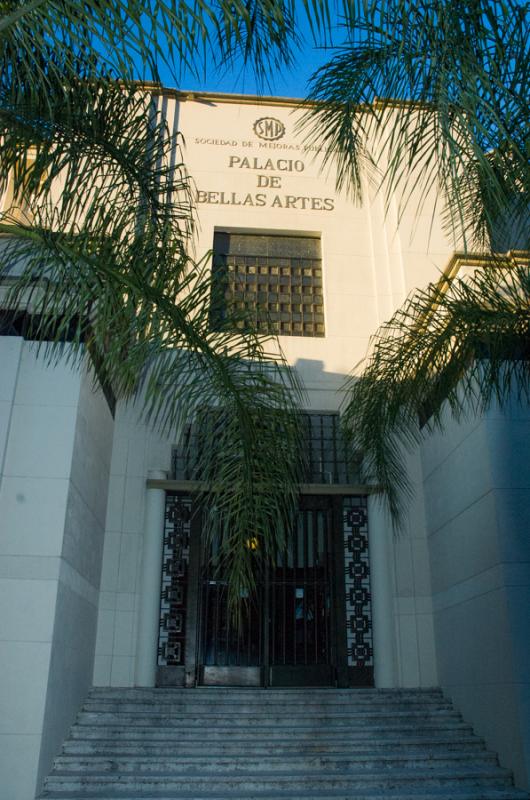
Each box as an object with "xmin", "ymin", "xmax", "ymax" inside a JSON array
[
  {"xmin": 343, "ymin": 496, "xmax": 373, "ymax": 669},
  {"xmin": 157, "ymin": 493, "xmax": 191, "ymax": 666}
]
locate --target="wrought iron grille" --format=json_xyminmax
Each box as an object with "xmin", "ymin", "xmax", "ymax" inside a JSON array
[
  {"xmin": 269, "ymin": 499, "xmax": 332, "ymax": 667},
  {"xmin": 198, "ymin": 498, "xmax": 333, "ymax": 672},
  {"xmin": 172, "ymin": 424, "xmax": 200, "ymax": 481},
  {"xmin": 303, "ymin": 412, "xmax": 360, "ymax": 484},
  {"xmin": 173, "ymin": 412, "xmax": 360, "ymax": 485},
  {"xmin": 200, "ymin": 579, "xmax": 264, "ymax": 668},
  {"xmin": 342, "ymin": 496, "xmax": 373, "ymax": 672},
  {"xmin": 157, "ymin": 493, "xmax": 192, "ymax": 666},
  {"xmin": 157, "ymin": 492, "xmax": 373, "ymax": 685},
  {"xmin": 211, "ymin": 231, "xmax": 324, "ymax": 337}
]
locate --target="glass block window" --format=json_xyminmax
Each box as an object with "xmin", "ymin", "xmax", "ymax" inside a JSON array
[{"xmin": 211, "ymin": 231, "xmax": 324, "ymax": 337}]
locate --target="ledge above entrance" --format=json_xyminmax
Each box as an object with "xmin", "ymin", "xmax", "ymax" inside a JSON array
[{"xmin": 146, "ymin": 478, "xmax": 380, "ymax": 495}]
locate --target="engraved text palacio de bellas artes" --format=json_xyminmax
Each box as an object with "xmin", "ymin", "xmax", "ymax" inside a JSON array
[{"xmin": 194, "ymin": 115, "xmax": 335, "ymax": 211}]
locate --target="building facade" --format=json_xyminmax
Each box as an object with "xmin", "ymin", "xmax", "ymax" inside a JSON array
[{"xmin": 0, "ymin": 92, "xmax": 529, "ymax": 799}]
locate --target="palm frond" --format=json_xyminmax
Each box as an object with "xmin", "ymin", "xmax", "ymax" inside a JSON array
[
  {"xmin": 0, "ymin": 0, "xmax": 329, "ymax": 606},
  {"xmin": 301, "ymin": 0, "xmax": 530, "ymax": 251},
  {"xmin": 0, "ymin": 196, "xmax": 306, "ymax": 609},
  {"xmin": 341, "ymin": 256, "xmax": 530, "ymax": 524},
  {"xmin": 0, "ymin": 0, "xmax": 343, "ymax": 90}
]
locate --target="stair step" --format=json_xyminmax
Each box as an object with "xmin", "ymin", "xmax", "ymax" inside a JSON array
[
  {"xmin": 39, "ymin": 790, "xmax": 530, "ymax": 800},
  {"xmin": 62, "ymin": 735, "xmax": 487, "ymax": 756},
  {"xmin": 87, "ymin": 687, "xmax": 444, "ymax": 699},
  {"xmin": 43, "ymin": 765, "xmax": 514, "ymax": 792},
  {"xmin": 76, "ymin": 709, "xmax": 463, "ymax": 727},
  {"xmin": 69, "ymin": 721, "xmax": 477, "ymax": 740},
  {"xmin": 53, "ymin": 749, "xmax": 499, "ymax": 773},
  {"xmin": 83, "ymin": 700, "xmax": 454, "ymax": 714}
]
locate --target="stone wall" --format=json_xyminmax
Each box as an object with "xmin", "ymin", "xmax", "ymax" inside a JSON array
[
  {"xmin": 0, "ymin": 339, "xmax": 113, "ymax": 799},
  {"xmin": 422, "ymin": 398, "xmax": 530, "ymax": 789}
]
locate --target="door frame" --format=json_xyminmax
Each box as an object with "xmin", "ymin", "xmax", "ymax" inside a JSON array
[{"xmin": 190, "ymin": 493, "xmax": 349, "ymax": 688}]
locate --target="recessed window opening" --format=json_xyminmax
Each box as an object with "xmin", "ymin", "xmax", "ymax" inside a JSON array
[
  {"xmin": 172, "ymin": 411, "xmax": 359, "ymax": 485},
  {"xmin": 210, "ymin": 231, "xmax": 324, "ymax": 337}
]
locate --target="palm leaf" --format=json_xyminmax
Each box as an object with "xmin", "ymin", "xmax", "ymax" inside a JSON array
[
  {"xmin": 302, "ymin": 0, "xmax": 530, "ymax": 252},
  {"xmin": 1, "ymin": 0, "xmax": 337, "ymax": 607},
  {"xmin": 341, "ymin": 256, "xmax": 530, "ymax": 524}
]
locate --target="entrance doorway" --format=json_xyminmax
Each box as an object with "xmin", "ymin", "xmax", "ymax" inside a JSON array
[
  {"xmin": 156, "ymin": 492, "xmax": 373, "ymax": 688},
  {"xmin": 198, "ymin": 495, "xmax": 340, "ymax": 687}
]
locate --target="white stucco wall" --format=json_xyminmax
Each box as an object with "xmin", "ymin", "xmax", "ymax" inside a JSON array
[
  {"xmin": 93, "ymin": 402, "xmax": 167, "ymax": 687},
  {"xmin": 421, "ymin": 396, "xmax": 530, "ymax": 790},
  {"xmin": 176, "ymin": 93, "xmax": 453, "ymax": 375},
  {"xmin": 0, "ymin": 339, "xmax": 113, "ymax": 799},
  {"xmin": 391, "ymin": 450, "xmax": 439, "ymax": 688}
]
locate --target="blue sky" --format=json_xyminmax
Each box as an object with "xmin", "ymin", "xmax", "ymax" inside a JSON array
[
  {"xmin": 156, "ymin": 9, "xmax": 344, "ymax": 98},
  {"xmin": 172, "ymin": 43, "xmax": 334, "ymax": 99}
]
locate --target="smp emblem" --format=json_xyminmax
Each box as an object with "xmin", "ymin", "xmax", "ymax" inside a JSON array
[{"xmin": 253, "ymin": 117, "xmax": 286, "ymax": 141}]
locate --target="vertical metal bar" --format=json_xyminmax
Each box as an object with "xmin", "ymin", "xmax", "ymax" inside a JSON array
[
  {"xmin": 213, "ymin": 583, "xmax": 220, "ymax": 665},
  {"xmin": 292, "ymin": 517, "xmax": 297, "ymax": 666},
  {"xmin": 200, "ymin": 581, "xmax": 206, "ymax": 668},
  {"xmin": 303, "ymin": 510, "xmax": 308, "ymax": 665},
  {"xmin": 293, "ymin": 519, "xmax": 296, "ymax": 655},
  {"xmin": 205, "ymin": 584, "xmax": 211, "ymax": 665},
  {"xmin": 263, "ymin": 560, "xmax": 269, "ymax": 684},
  {"xmin": 282, "ymin": 538, "xmax": 287, "ymax": 665},
  {"xmin": 201, "ymin": 513, "xmax": 210, "ymax": 669},
  {"xmin": 271, "ymin": 575, "xmax": 276, "ymax": 667},
  {"xmin": 272, "ymin": 544, "xmax": 281, "ymax": 668},
  {"xmin": 307, "ymin": 415, "xmax": 313, "ymax": 482},
  {"xmin": 332, "ymin": 415, "xmax": 339, "ymax": 483},
  {"xmin": 313, "ymin": 506, "xmax": 319, "ymax": 665},
  {"xmin": 247, "ymin": 593, "xmax": 252, "ymax": 666},
  {"xmin": 319, "ymin": 415, "xmax": 325, "ymax": 482},
  {"xmin": 224, "ymin": 585, "xmax": 230, "ymax": 667},
  {"xmin": 320, "ymin": 509, "xmax": 327, "ymax": 664},
  {"xmin": 220, "ymin": 555, "xmax": 226, "ymax": 668},
  {"xmin": 225, "ymin": 584, "xmax": 229, "ymax": 666},
  {"xmin": 227, "ymin": 587, "xmax": 232, "ymax": 667},
  {"xmin": 322, "ymin": 511, "xmax": 330, "ymax": 662},
  {"xmin": 234, "ymin": 590, "xmax": 240, "ymax": 667}
]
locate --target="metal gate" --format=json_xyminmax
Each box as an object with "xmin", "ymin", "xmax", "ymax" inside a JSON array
[
  {"xmin": 198, "ymin": 546, "xmax": 265, "ymax": 686},
  {"xmin": 157, "ymin": 492, "xmax": 373, "ymax": 688},
  {"xmin": 198, "ymin": 495, "xmax": 337, "ymax": 687}
]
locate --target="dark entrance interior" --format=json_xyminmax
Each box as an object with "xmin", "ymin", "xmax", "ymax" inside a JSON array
[{"xmin": 199, "ymin": 495, "xmax": 340, "ymax": 687}]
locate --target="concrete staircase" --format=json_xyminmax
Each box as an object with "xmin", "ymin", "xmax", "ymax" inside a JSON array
[{"xmin": 40, "ymin": 687, "xmax": 529, "ymax": 799}]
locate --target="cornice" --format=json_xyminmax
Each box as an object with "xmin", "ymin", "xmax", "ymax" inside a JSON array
[{"xmin": 133, "ymin": 82, "xmax": 426, "ymax": 112}]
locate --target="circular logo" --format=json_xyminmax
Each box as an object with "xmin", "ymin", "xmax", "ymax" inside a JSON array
[{"xmin": 253, "ymin": 117, "xmax": 286, "ymax": 141}]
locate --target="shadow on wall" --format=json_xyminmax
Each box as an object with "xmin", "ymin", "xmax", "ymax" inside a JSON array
[{"xmin": 293, "ymin": 358, "xmax": 352, "ymax": 409}]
